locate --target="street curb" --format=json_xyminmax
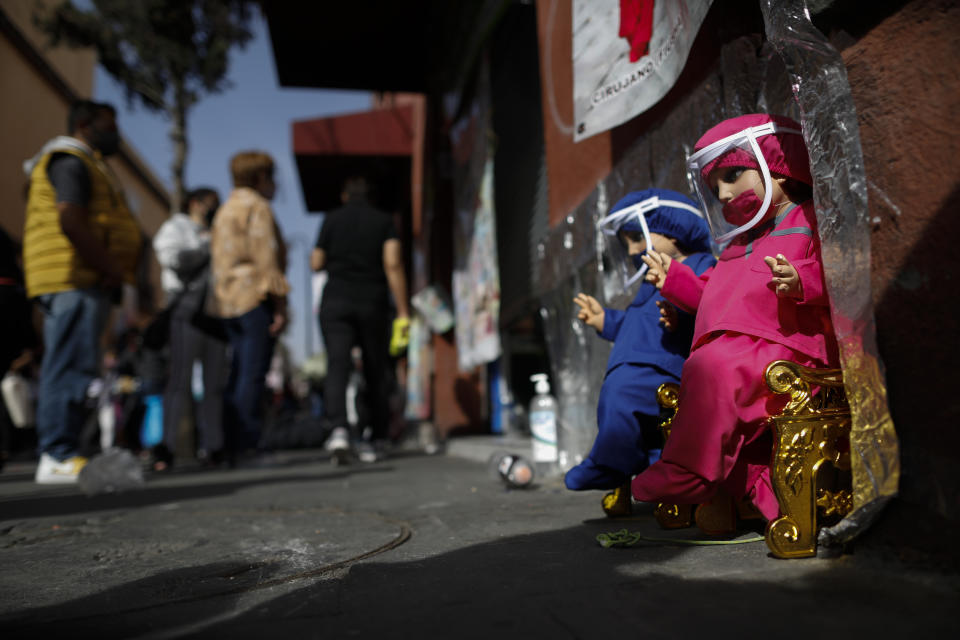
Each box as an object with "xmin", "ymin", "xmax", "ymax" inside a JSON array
[{"xmin": 443, "ymin": 435, "xmax": 533, "ymax": 465}]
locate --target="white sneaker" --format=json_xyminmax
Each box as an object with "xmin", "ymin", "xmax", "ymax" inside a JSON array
[
  {"xmin": 35, "ymin": 453, "xmax": 88, "ymax": 484},
  {"xmin": 357, "ymin": 441, "xmax": 377, "ymax": 463},
  {"xmin": 357, "ymin": 440, "xmax": 389, "ymax": 463},
  {"xmin": 324, "ymin": 427, "xmax": 351, "ymax": 465}
]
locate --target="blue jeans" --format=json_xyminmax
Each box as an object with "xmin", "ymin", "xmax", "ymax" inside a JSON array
[
  {"xmin": 224, "ymin": 302, "xmax": 276, "ymax": 451},
  {"xmin": 36, "ymin": 288, "xmax": 111, "ymax": 460}
]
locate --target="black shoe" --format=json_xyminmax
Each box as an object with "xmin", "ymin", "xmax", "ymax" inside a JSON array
[
  {"xmin": 198, "ymin": 449, "xmax": 228, "ymax": 469},
  {"xmin": 149, "ymin": 444, "xmax": 174, "ymax": 472}
]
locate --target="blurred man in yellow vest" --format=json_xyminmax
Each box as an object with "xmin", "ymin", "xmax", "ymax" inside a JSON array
[{"xmin": 22, "ymin": 99, "xmax": 141, "ymax": 484}]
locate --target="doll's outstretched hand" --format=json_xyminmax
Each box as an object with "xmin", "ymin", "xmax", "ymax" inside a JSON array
[
  {"xmin": 764, "ymin": 254, "xmax": 803, "ymax": 299},
  {"xmin": 641, "ymin": 251, "xmax": 673, "ymax": 289},
  {"xmin": 656, "ymin": 300, "xmax": 679, "ymax": 332},
  {"xmin": 573, "ymin": 293, "xmax": 605, "ymax": 332}
]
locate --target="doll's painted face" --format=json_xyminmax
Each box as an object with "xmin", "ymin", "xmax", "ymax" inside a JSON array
[
  {"xmin": 708, "ymin": 166, "xmax": 762, "ymax": 203},
  {"xmin": 618, "ymin": 230, "xmax": 678, "ymax": 257},
  {"xmin": 708, "ymin": 166, "xmax": 788, "ymax": 206}
]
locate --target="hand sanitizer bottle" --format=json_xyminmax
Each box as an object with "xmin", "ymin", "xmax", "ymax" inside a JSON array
[{"xmin": 529, "ymin": 373, "xmax": 559, "ymax": 477}]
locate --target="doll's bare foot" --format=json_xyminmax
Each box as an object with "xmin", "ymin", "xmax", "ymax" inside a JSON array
[
  {"xmin": 602, "ymin": 483, "xmax": 633, "ymax": 517},
  {"xmin": 694, "ymin": 490, "xmax": 737, "ymax": 535}
]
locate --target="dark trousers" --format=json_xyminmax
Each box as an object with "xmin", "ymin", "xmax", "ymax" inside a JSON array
[
  {"xmin": 224, "ymin": 303, "xmax": 276, "ymax": 451},
  {"xmin": 162, "ymin": 312, "xmax": 228, "ymax": 456},
  {"xmin": 0, "ymin": 285, "xmax": 31, "ymax": 461},
  {"xmin": 320, "ymin": 294, "xmax": 390, "ymax": 440}
]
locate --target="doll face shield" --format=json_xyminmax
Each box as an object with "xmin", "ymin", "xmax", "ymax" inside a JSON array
[
  {"xmin": 687, "ymin": 122, "xmax": 801, "ymax": 245},
  {"xmin": 596, "ymin": 196, "xmax": 702, "ymax": 292}
]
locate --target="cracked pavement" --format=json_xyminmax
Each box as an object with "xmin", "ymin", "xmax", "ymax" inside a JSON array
[{"xmin": 0, "ymin": 449, "xmax": 957, "ymax": 638}]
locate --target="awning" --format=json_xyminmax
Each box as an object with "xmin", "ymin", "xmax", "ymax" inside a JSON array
[
  {"xmin": 292, "ymin": 104, "xmax": 415, "ymax": 213},
  {"xmin": 263, "ymin": 1, "xmax": 509, "ymax": 93}
]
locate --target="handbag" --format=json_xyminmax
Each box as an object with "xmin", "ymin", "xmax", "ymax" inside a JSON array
[
  {"xmin": 1, "ymin": 371, "xmax": 35, "ymax": 428},
  {"xmin": 141, "ymin": 255, "xmax": 205, "ymax": 350},
  {"xmin": 187, "ymin": 268, "xmax": 228, "ymax": 342},
  {"xmin": 142, "ymin": 263, "xmax": 225, "ymax": 349}
]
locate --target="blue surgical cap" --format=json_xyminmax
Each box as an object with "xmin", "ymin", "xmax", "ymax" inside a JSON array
[{"xmin": 610, "ymin": 188, "xmax": 712, "ymax": 255}]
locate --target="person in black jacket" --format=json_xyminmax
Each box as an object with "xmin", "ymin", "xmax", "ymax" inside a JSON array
[{"xmin": 311, "ymin": 177, "xmax": 409, "ymax": 463}]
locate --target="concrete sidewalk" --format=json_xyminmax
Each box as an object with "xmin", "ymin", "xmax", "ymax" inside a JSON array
[
  {"xmin": 442, "ymin": 433, "xmax": 534, "ymax": 464},
  {"xmin": 0, "ymin": 445, "xmax": 957, "ymax": 638}
]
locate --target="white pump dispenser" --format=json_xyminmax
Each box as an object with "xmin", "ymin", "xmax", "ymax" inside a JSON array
[
  {"xmin": 531, "ymin": 373, "xmax": 550, "ymax": 395},
  {"xmin": 529, "ymin": 373, "xmax": 559, "ymax": 476}
]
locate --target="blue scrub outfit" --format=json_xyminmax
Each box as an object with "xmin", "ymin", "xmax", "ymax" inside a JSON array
[{"xmin": 565, "ymin": 251, "xmax": 715, "ymax": 491}]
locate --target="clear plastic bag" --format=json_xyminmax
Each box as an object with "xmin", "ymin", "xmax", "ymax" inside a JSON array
[{"xmin": 77, "ymin": 449, "xmax": 145, "ymax": 496}]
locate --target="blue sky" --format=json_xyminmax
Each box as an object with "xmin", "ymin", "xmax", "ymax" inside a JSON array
[{"xmin": 91, "ymin": 8, "xmax": 371, "ymax": 363}]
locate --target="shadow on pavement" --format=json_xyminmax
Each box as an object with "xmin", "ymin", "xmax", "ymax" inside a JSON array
[
  {"xmin": 0, "ymin": 464, "xmax": 393, "ymax": 521},
  {"xmin": 6, "ymin": 519, "xmax": 955, "ymax": 638},
  {"xmin": 0, "ymin": 523, "xmax": 685, "ymax": 638},
  {"xmin": 0, "ymin": 560, "xmax": 264, "ymax": 637}
]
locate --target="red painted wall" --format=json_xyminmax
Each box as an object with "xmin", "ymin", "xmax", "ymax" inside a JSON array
[
  {"xmin": 535, "ymin": 0, "xmax": 613, "ymax": 226},
  {"xmin": 841, "ymin": 0, "xmax": 960, "ymax": 524}
]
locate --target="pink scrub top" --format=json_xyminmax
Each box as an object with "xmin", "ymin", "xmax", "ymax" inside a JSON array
[{"xmin": 662, "ymin": 200, "xmax": 839, "ymax": 365}]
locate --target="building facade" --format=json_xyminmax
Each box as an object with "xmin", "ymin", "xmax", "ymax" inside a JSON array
[
  {"xmin": 0, "ymin": 0, "xmax": 170, "ymax": 313},
  {"xmin": 263, "ymin": 0, "xmax": 958, "ymax": 553}
]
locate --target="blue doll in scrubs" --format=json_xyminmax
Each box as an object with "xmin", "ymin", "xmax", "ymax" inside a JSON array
[{"xmin": 566, "ymin": 189, "xmax": 715, "ymax": 498}]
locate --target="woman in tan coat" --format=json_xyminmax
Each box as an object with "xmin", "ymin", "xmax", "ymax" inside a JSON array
[{"xmin": 210, "ymin": 151, "xmax": 289, "ymax": 458}]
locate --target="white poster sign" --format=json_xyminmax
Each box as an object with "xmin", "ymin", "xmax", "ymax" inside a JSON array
[
  {"xmin": 572, "ymin": 0, "xmax": 713, "ymax": 141},
  {"xmin": 452, "ymin": 158, "xmax": 502, "ymax": 371}
]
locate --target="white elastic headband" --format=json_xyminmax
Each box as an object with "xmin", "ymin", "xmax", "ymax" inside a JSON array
[
  {"xmin": 687, "ymin": 123, "xmax": 801, "ymax": 170},
  {"xmin": 597, "ymin": 196, "xmax": 703, "ymax": 236},
  {"xmin": 597, "ymin": 195, "xmax": 703, "ymax": 288},
  {"xmin": 624, "ymin": 212, "xmax": 650, "ymax": 288}
]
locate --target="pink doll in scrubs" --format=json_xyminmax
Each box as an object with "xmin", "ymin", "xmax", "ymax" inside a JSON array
[{"xmin": 632, "ymin": 113, "xmax": 840, "ymax": 521}]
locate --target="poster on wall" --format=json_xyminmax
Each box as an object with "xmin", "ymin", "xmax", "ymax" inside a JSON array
[
  {"xmin": 572, "ymin": 0, "xmax": 713, "ymax": 142},
  {"xmin": 448, "ymin": 60, "xmax": 502, "ymax": 373},
  {"xmin": 452, "ymin": 158, "xmax": 502, "ymax": 371}
]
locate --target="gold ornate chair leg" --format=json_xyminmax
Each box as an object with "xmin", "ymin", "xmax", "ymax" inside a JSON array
[
  {"xmin": 602, "ymin": 483, "xmax": 633, "ymax": 517},
  {"xmin": 766, "ymin": 416, "xmax": 851, "ymax": 558},
  {"xmin": 766, "ymin": 421, "xmax": 821, "ymax": 557},
  {"xmin": 764, "ymin": 360, "xmax": 851, "ymax": 559},
  {"xmin": 652, "ymin": 383, "xmax": 694, "ymax": 529},
  {"xmin": 654, "ymin": 502, "xmax": 693, "ymax": 528}
]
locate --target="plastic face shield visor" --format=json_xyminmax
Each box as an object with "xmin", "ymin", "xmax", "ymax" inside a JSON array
[
  {"xmin": 596, "ymin": 195, "xmax": 704, "ymax": 291},
  {"xmin": 686, "ymin": 122, "xmax": 801, "ymax": 245}
]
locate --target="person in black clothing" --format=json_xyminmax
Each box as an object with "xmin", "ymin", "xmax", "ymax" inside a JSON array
[
  {"xmin": 0, "ymin": 227, "xmax": 38, "ymax": 470},
  {"xmin": 0, "ymin": 228, "xmax": 33, "ymax": 379},
  {"xmin": 311, "ymin": 177, "xmax": 409, "ymax": 463}
]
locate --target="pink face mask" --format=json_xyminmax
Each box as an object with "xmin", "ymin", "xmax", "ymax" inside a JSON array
[{"xmin": 721, "ymin": 189, "xmax": 764, "ymax": 226}]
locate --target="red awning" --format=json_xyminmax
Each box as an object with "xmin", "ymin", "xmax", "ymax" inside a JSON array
[
  {"xmin": 293, "ymin": 104, "xmax": 415, "ymax": 157},
  {"xmin": 292, "ymin": 105, "xmax": 414, "ymax": 213}
]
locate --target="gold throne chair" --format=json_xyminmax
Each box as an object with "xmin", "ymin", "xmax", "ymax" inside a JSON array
[{"xmin": 649, "ymin": 362, "xmax": 853, "ymax": 557}]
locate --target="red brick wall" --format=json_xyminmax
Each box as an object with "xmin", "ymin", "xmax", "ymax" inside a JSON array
[{"xmin": 841, "ymin": 0, "xmax": 960, "ymax": 520}]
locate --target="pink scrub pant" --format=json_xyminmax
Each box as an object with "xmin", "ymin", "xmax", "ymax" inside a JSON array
[{"xmin": 631, "ymin": 331, "xmax": 825, "ymax": 520}]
